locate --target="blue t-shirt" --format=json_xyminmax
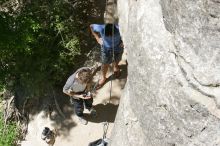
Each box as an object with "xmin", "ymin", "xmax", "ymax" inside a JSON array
[{"xmin": 91, "ymin": 24, "xmax": 122, "ymax": 52}]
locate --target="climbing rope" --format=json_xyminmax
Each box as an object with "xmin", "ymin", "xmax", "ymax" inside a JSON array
[
  {"xmin": 102, "ymin": 122, "xmax": 109, "ymax": 139},
  {"xmin": 101, "ymin": 0, "xmax": 116, "ymax": 105},
  {"xmin": 88, "ymin": 122, "xmax": 109, "ymax": 146},
  {"xmin": 106, "ymin": 0, "xmax": 116, "ymax": 104},
  {"xmin": 88, "ymin": 2, "xmax": 117, "ymax": 145},
  {"xmin": 108, "ymin": 22, "xmax": 115, "ymax": 104}
]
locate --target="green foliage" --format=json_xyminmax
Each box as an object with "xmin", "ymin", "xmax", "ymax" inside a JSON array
[
  {"xmin": 0, "ymin": 0, "xmax": 99, "ymax": 144},
  {"xmin": 0, "ymin": 113, "xmax": 20, "ymax": 146},
  {"xmin": 0, "ymin": 0, "xmax": 95, "ymax": 97},
  {"xmin": 0, "ymin": 84, "xmax": 4, "ymax": 93}
]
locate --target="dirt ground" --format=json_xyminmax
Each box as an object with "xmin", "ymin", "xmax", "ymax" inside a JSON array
[{"xmin": 20, "ymin": 53, "xmax": 127, "ymax": 146}]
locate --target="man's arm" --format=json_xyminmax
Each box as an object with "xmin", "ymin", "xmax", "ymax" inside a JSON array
[
  {"xmin": 90, "ymin": 24, "xmax": 103, "ymax": 45},
  {"xmin": 63, "ymin": 73, "xmax": 75, "ymax": 96},
  {"xmin": 63, "ymin": 91, "xmax": 91, "ymax": 99},
  {"xmin": 63, "ymin": 90, "xmax": 89, "ymax": 99},
  {"xmin": 63, "ymin": 89, "xmax": 74, "ymax": 97}
]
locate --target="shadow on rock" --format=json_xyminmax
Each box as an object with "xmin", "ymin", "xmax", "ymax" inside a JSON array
[{"xmin": 118, "ymin": 63, "xmax": 128, "ymax": 80}]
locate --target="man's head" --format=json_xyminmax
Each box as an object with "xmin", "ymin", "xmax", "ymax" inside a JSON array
[
  {"xmin": 104, "ymin": 23, "xmax": 117, "ymax": 36},
  {"xmin": 77, "ymin": 68, "xmax": 92, "ymax": 84}
]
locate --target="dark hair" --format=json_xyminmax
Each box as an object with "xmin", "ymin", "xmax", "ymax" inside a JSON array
[
  {"xmin": 78, "ymin": 68, "xmax": 92, "ymax": 83},
  {"xmin": 104, "ymin": 23, "xmax": 118, "ymax": 36}
]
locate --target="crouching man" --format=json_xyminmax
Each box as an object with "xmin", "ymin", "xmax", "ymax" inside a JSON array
[{"xmin": 63, "ymin": 67, "xmax": 97, "ymax": 125}]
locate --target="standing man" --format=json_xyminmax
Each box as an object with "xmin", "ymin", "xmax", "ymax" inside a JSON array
[
  {"xmin": 63, "ymin": 67, "xmax": 96, "ymax": 125},
  {"xmin": 90, "ymin": 23, "xmax": 124, "ymax": 89}
]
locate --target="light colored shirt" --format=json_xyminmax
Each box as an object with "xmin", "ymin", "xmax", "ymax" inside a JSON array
[
  {"xmin": 69, "ymin": 79, "xmax": 86, "ymax": 93},
  {"xmin": 63, "ymin": 67, "xmax": 90, "ymax": 99}
]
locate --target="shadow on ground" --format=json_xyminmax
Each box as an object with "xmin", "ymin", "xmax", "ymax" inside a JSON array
[
  {"xmin": 32, "ymin": 92, "xmax": 77, "ymax": 137},
  {"xmin": 50, "ymin": 96, "xmax": 76, "ymax": 137},
  {"xmin": 85, "ymin": 103, "xmax": 118, "ymax": 123}
]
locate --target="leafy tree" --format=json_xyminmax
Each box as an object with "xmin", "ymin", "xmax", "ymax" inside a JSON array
[
  {"xmin": 0, "ymin": 0, "xmax": 103, "ymax": 145},
  {"xmin": 0, "ymin": 0, "xmax": 96, "ymax": 98}
]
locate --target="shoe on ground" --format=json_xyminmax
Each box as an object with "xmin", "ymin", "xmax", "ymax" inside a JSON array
[
  {"xmin": 78, "ymin": 116, "xmax": 88, "ymax": 125},
  {"xmin": 89, "ymin": 108, "xmax": 97, "ymax": 117}
]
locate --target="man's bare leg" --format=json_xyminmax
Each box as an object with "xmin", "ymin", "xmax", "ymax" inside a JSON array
[
  {"xmin": 112, "ymin": 61, "xmax": 120, "ymax": 72},
  {"xmin": 99, "ymin": 64, "xmax": 109, "ymax": 85}
]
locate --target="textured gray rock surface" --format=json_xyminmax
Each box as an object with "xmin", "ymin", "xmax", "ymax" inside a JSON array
[
  {"xmin": 104, "ymin": 0, "xmax": 118, "ymax": 23},
  {"xmin": 111, "ymin": 0, "xmax": 220, "ymax": 145}
]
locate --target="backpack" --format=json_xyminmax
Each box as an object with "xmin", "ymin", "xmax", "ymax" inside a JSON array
[{"xmin": 88, "ymin": 138, "xmax": 109, "ymax": 146}]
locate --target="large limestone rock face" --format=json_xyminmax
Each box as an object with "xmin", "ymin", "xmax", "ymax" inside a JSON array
[{"xmin": 111, "ymin": 0, "xmax": 220, "ymax": 145}]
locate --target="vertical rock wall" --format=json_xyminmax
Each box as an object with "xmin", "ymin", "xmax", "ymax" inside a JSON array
[{"xmin": 111, "ymin": 0, "xmax": 220, "ymax": 145}]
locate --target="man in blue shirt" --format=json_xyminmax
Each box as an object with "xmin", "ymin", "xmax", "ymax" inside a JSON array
[{"xmin": 90, "ymin": 23, "xmax": 123, "ymax": 88}]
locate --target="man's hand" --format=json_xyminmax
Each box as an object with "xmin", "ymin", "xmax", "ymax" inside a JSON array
[
  {"xmin": 83, "ymin": 95, "xmax": 92, "ymax": 99},
  {"xmin": 83, "ymin": 92, "xmax": 95, "ymax": 99}
]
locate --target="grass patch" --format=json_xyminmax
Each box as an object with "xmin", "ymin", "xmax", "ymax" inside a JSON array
[{"xmin": 0, "ymin": 113, "xmax": 20, "ymax": 146}]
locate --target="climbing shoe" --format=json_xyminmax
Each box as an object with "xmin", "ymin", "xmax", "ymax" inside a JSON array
[{"xmin": 78, "ymin": 116, "xmax": 88, "ymax": 125}]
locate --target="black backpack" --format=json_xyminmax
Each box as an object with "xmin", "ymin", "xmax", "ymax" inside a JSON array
[
  {"xmin": 41, "ymin": 127, "xmax": 53, "ymax": 140},
  {"xmin": 88, "ymin": 138, "xmax": 108, "ymax": 146}
]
